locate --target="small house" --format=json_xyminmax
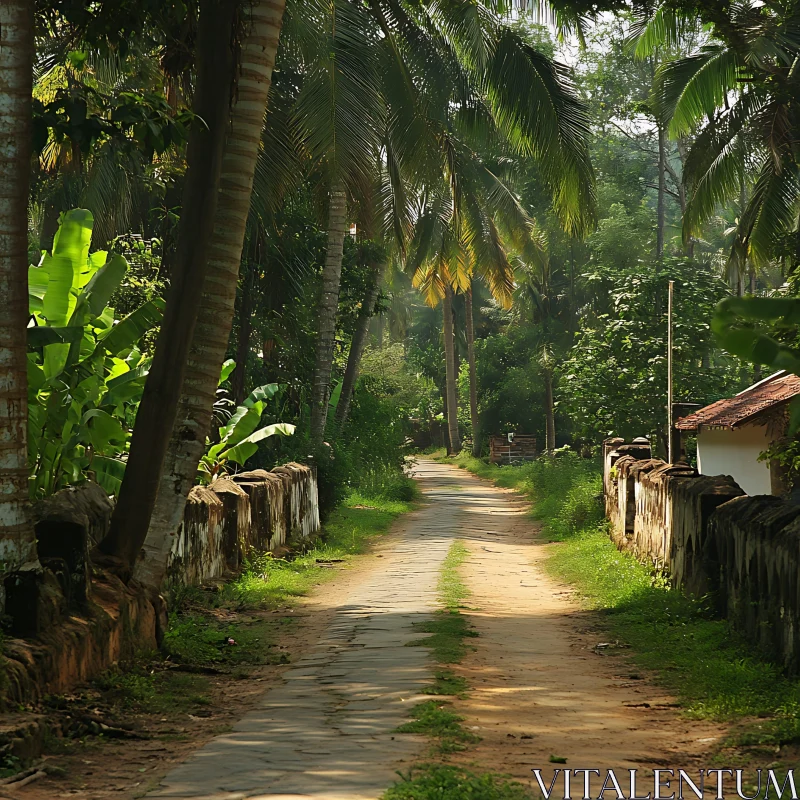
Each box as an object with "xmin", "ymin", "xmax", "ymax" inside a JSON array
[{"xmin": 675, "ymin": 371, "xmax": 800, "ymax": 496}]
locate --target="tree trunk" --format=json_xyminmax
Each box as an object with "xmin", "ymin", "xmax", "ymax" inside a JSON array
[
  {"xmin": 310, "ymin": 177, "xmax": 347, "ymax": 446},
  {"xmin": 0, "ymin": 0, "xmax": 37, "ymax": 571},
  {"xmin": 464, "ymin": 285, "xmax": 480, "ymax": 458},
  {"xmin": 443, "ymin": 285, "xmax": 461, "ymax": 455},
  {"xmin": 656, "ymin": 123, "xmax": 666, "ymax": 261},
  {"xmin": 100, "ymin": 0, "xmax": 239, "ymax": 572},
  {"xmin": 131, "ymin": 0, "xmax": 286, "ymax": 590},
  {"xmin": 544, "ymin": 368, "xmax": 556, "ymax": 453},
  {"xmin": 335, "ymin": 262, "xmax": 381, "ymax": 428},
  {"xmin": 232, "ymin": 265, "xmax": 255, "ymax": 405}
]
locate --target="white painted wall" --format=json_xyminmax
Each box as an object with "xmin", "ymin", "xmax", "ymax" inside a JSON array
[{"xmin": 696, "ymin": 424, "xmax": 772, "ymax": 495}]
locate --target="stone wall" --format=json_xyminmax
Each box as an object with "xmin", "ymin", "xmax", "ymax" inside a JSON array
[
  {"xmin": 603, "ymin": 438, "xmax": 800, "ymax": 671},
  {"xmin": 167, "ymin": 464, "xmax": 320, "ymax": 586},
  {"xmin": 1, "ymin": 462, "xmax": 320, "ymax": 705}
]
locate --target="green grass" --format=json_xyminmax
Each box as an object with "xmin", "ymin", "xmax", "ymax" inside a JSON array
[
  {"xmin": 451, "ymin": 451, "xmax": 800, "ymax": 748},
  {"xmin": 397, "ymin": 540, "xmax": 480, "ymax": 755},
  {"xmin": 94, "ymin": 667, "xmax": 212, "ymax": 715},
  {"xmin": 168, "ymin": 492, "xmax": 414, "ymax": 618},
  {"xmin": 396, "ymin": 700, "xmax": 480, "ymax": 753},
  {"xmin": 424, "ymin": 670, "xmax": 469, "ymax": 697},
  {"xmin": 383, "ymin": 764, "xmax": 533, "ymax": 800}
]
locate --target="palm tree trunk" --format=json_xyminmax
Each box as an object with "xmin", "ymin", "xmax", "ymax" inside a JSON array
[
  {"xmin": 464, "ymin": 285, "xmax": 480, "ymax": 458},
  {"xmin": 100, "ymin": 0, "xmax": 240, "ymax": 573},
  {"xmin": 0, "ymin": 0, "xmax": 37, "ymax": 572},
  {"xmin": 335, "ymin": 262, "xmax": 381, "ymax": 429},
  {"xmin": 443, "ymin": 285, "xmax": 461, "ymax": 455},
  {"xmin": 544, "ymin": 368, "xmax": 556, "ymax": 453},
  {"xmin": 131, "ymin": 0, "xmax": 286, "ymax": 590},
  {"xmin": 310, "ymin": 177, "xmax": 347, "ymax": 446}
]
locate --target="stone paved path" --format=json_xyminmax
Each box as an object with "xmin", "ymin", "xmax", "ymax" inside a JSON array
[{"xmin": 147, "ymin": 460, "xmax": 460, "ymax": 800}]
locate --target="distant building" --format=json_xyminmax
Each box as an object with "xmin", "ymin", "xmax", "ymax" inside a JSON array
[{"xmin": 675, "ymin": 371, "xmax": 800, "ymax": 496}]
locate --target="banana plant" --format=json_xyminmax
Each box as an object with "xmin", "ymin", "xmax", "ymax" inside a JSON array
[
  {"xmin": 198, "ymin": 382, "xmax": 295, "ymax": 483},
  {"xmin": 27, "ymin": 209, "xmax": 164, "ymax": 497}
]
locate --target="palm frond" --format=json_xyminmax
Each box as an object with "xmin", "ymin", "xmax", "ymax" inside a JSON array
[
  {"xmin": 653, "ymin": 46, "xmax": 743, "ymax": 134},
  {"xmin": 483, "ymin": 27, "xmax": 596, "ymax": 236}
]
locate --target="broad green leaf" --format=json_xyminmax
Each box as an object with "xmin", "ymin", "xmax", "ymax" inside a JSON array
[
  {"xmin": 245, "ymin": 383, "xmax": 280, "ymax": 406},
  {"xmin": 91, "ymin": 456, "xmax": 126, "ymax": 496},
  {"xmin": 222, "ymin": 423, "xmax": 295, "ymax": 465},
  {"xmin": 218, "ymin": 401, "xmax": 265, "ymax": 448},
  {"xmin": 82, "ymin": 409, "xmax": 129, "ymax": 450},
  {"xmin": 27, "ymin": 326, "xmax": 84, "ymax": 348},
  {"xmin": 220, "ymin": 359, "xmax": 236, "ymax": 384},
  {"xmin": 81, "ymin": 254, "xmax": 127, "ymax": 318},
  {"xmin": 42, "ymin": 210, "xmax": 94, "ymax": 327},
  {"xmin": 96, "ymin": 297, "xmax": 164, "ymax": 355},
  {"xmin": 328, "ymin": 381, "xmax": 343, "ymax": 410}
]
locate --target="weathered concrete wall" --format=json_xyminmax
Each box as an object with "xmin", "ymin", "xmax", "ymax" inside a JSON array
[
  {"xmin": 708, "ymin": 497, "xmax": 800, "ymax": 670},
  {"xmin": 1, "ymin": 462, "xmax": 320, "ymax": 706},
  {"xmin": 166, "ymin": 462, "xmax": 320, "ymax": 586},
  {"xmin": 602, "ymin": 440, "xmax": 800, "ymax": 671}
]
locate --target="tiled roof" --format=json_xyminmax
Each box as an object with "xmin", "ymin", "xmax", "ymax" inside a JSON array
[{"xmin": 675, "ymin": 371, "xmax": 800, "ymax": 431}]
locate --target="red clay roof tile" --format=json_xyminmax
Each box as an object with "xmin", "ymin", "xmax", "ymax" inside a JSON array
[{"xmin": 675, "ymin": 371, "xmax": 800, "ymax": 431}]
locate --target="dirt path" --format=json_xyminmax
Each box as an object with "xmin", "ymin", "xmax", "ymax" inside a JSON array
[
  {"xmin": 17, "ymin": 459, "xmax": 727, "ymax": 799},
  {"xmin": 435, "ymin": 461, "xmax": 724, "ymax": 786}
]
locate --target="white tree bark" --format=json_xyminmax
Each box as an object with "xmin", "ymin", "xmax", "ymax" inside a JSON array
[
  {"xmin": 133, "ymin": 0, "xmax": 286, "ymax": 590},
  {"xmin": 0, "ymin": 1, "xmax": 37, "ymax": 572}
]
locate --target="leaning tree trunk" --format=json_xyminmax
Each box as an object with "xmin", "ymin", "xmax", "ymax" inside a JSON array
[
  {"xmin": 0, "ymin": 0, "xmax": 36, "ymax": 571},
  {"xmin": 442, "ymin": 285, "xmax": 461, "ymax": 455},
  {"xmin": 543, "ymin": 368, "xmax": 556, "ymax": 453},
  {"xmin": 100, "ymin": 0, "xmax": 239, "ymax": 573},
  {"xmin": 132, "ymin": 0, "xmax": 286, "ymax": 591},
  {"xmin": 464, "ymin": 285, "xmax": 480, "ymax": 458},
  {"xmin": 309, "ymin": 177, "xmax": 347, "ymax": 446},
  {"xmin": 334, "ymin": 262, "xmax": 381, "ymax": 429}
]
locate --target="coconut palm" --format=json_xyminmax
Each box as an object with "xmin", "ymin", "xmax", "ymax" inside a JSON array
[
  {"xmin": 99, "ymin": 0, "xmax": 242, "ymax": 572},
  {"xmin": 299, "ymin": 0, "xmax": 597, "ymax": 447},
  {"xmin": 407, "ymin": 143, "xmax": 544, "ymax": 455},
  {"xmin": 132, "ymin": 0, "xmax": 288, "ymax": 590},
  {"xmin": 0, "ymin": 0, "xmax": 37, "ymax": 571},
  {"xmin": 636, "ymin": 1, "xmax": 800, "ymax": 270}
]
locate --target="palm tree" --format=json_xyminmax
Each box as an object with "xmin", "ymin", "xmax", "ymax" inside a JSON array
[
  {"xmin": 464, "ymin": 283, "xmax": 480, "ymax": 457},
  {"xmin": 635, "ymin": 2, "xmax": 800, "ymax": 269},
  {"xmin": 100, "ymin": 0, "xmax": 241, "ymax": 572},
  {"xmin": 0, "ymin": 0, "xmax": 37, "ymax": 571},
  {"xmin": 133, "ymin": 0, "xmax": 287, "ymax": 590},
  {"xmin": 304, "ymin": 0, "xmax": 597, "ymax": 447}
]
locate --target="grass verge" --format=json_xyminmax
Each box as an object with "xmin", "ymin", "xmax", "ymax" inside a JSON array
[
  {"xmin": 447, "ymin": 450, "xmax": 800, "ymax": 750},
  {"xmin": 387, "ymin": 539, "xmax": 535, "ymax": 798},
  {"xmin": 66, "ymin": 492, "xmax": 415, "ymax": 721}
]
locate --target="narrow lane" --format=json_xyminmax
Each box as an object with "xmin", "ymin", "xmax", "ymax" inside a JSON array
[
  {"xmin": 148, "ymin": 459, "xmax": 724, "ymax": 800},
  {"xmin": 148, "ymin": 460, "xmax": 459, "ymax": 800}
]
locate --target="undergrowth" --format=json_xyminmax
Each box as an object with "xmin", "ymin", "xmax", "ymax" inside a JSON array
[
  {"xmin": 450, "ymin": 449, "xmax": 800, "ymax": 748},
  {"xmin": 384, "ymin": 765, "xmax": 533, "ymax": 800}
]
